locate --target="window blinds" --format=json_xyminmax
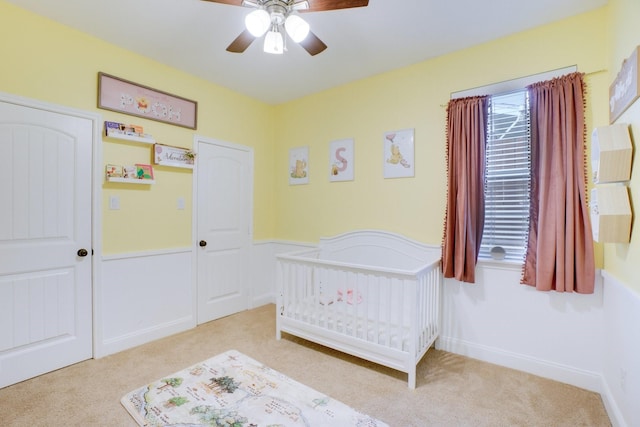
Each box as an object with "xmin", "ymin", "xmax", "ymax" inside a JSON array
[{"xmin": 480, "ymin": 90, "xmax": 531, "ymax": 261}]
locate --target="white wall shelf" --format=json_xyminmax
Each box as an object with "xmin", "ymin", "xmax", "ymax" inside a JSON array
[
  {"xmin": 106, "ymin": 177, "xmax": 155, "ymax": 185},
  {"xmin": 105, "ymin": 129, "xmax": 156, "ymax": 144},
  {"xmin": 155, "ymin": 160, "xmax": 194, "ymax": 170},
  {"xmin": 590, "ymin": 186, "xmax": 632, "ymax": 243},
  {"xmin": 103, "ymin": 121, "xmax": 156, "ymax": 184},
  {"xmin": 591, "ymin": 124, "xmax": 633, "ymax": 184}
]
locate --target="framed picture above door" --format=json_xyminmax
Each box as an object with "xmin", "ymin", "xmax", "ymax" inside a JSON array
[{"xmin": 98, "ymin": 72, "xmax": 198, "ymax": 129}]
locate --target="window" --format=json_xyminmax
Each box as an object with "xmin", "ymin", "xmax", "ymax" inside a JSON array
[
  {"xmin": 479, "ymin": 90, "xmax": 531, "ymax": 261},
  {"xmin": 450, "ymin": 66, "xmax": 577, "ymax": 262}
]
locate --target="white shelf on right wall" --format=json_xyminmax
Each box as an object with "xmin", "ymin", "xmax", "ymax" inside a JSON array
[
  {"xmin": 590, "ymin": 186, "xmax": 632, "ymax": 243},
  {"xmin": 591, "ymin": 124, "xmax": 632, "ymax": 184},
  {"xmin": 590, "ymin": 124, "xmax": 633, "ymax": 243}
]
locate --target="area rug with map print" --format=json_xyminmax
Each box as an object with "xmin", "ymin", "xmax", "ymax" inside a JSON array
[{"xmin": 121, "ymin": 349, "xmax": 389, "ymax": 426}]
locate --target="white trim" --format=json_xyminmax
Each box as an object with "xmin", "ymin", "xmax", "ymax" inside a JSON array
[
  {"xmin": 92, "ymin": 109, "xmax": 104, "ymax": 360},
  {"xmin": 0, "ymin": 91, "xmax": 104, "ymax": 360},
  {"xmin": 436, "ymin": 336, "xmax": 604, "ymax": 393},
  {"xmin": 601, "ymin": 376, "xmax": 628, "ymax": 427},
  {"xmin": 101, "ymin": 246, "xmax": 192, "ymax": 261},
  {"xmin": 599, "ymin": 270, "xmax": 638, "ymax": 427},
  {"xmin": 601, "ymin": 269, "xmax": 640, "ymax": 296},
  {"xmin": 451, "ymin": 65, "xmax": 578, "ymax": 99},
  {"xmin": 477, "ymin": 258, "xmax": 523, "ymax": 271},
  {"xmin": 101, "ymin": 315, "xmax": 194, "ymax": 356},
  {"xmin": 255, "ymin": 238, "xmax": 316, "ymax": 248}
]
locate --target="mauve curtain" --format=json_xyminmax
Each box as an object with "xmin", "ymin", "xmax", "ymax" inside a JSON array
[
  {"xmin": 522, "ymin": 72, "xmax": 595, "ymax": 293},
  {"xmin": 442, "ymin": 96, "xmax": 488, "ymax": 283}
]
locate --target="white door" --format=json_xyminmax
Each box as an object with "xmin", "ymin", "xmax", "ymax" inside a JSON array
[
  {"xmin": 196, "ymin": 137, "xmax": 253, "ymax": 324},
  {"xmin": 0, "ymin": 100, "xmax": 93, "ymax": 388}
]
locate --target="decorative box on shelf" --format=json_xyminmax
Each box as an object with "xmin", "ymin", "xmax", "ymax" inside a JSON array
[
  {"xmin": 591, "ymin": 124, "xmax": 633, "ymax": 183},
  {"xmin": 590, "ymin": 186, "xmax": 632, "ymax": 243}
]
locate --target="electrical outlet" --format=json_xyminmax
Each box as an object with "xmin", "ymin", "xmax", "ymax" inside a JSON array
[{"xmin": 109, "ymin": 195, "xmax": 120, "ymax": 210}]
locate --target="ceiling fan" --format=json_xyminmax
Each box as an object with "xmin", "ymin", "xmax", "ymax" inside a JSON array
[{"xmin": 201, "ymin": 0, "xmax": 369, "ymax": 56}]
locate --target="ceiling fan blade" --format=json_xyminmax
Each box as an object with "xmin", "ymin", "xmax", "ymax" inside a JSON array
[
  {"xmin": 299, "ymin": 30, "xmax": 327, "ymax": 56},
  {"xmin": 226, "ymin": 29, "xmax": 256, "ymax": 53},
  {"xmin": 302, "ymin": 0, "xmax": 369, "ymax": 12},
  {"xmin": 200, "ymin": 0, "xmax": 245, "ymax": 5}
]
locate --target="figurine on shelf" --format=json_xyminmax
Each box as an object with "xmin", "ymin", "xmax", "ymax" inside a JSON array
[{"xmin": 185, "ymin": 150, "xmax": 197, "ymax": 164}]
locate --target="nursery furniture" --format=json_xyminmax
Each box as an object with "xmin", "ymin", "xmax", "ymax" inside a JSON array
[{"xmin": 276, "ymin": 230, "xmax": 442, "ymax": 389}]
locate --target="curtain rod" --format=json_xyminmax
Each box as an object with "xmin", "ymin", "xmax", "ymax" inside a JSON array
[
  {"xmin": 440, "ymin": 67, "xmax": 609, "ymax": 107},
  {"xmin": 449, "ymin": 65, "xmax": 577, "ymax": 100}
]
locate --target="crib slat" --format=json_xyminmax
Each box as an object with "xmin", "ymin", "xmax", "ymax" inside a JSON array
[
  {"xmin": 351, "ymin": 271, "xmax": 356, "ymax": 337},
  {"xmin": 372, "ymin": 274, "xmax": 380, "ymax": 346}
]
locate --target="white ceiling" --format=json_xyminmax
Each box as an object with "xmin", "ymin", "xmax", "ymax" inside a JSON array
[{"xmin": 7, "ymin": 0, "xmax": 607, "ymax": 105}]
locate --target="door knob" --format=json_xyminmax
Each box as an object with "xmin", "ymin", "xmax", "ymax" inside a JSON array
[
  {"xmin": 77, "ymin": 248, "xmax": 89, "ymax": 257},
  {"xmin": 199, "ymin": 240, "xmax": 207, "ymax": 247}
]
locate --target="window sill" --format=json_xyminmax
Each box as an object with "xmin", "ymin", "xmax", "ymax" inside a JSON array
[{"xmin": 477, "ymin": 258, "xmax": 523, "ymax": 271}]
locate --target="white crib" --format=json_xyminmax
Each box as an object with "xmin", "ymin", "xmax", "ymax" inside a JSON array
[{"xmin": 276, "ymin": 230, "xmax": 442, "ymax": 389}]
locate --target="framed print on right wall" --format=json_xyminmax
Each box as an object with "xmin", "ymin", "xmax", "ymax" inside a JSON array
[{"xmin": 383, "ymin": 128, "xmax": 414, "ymax": 178}]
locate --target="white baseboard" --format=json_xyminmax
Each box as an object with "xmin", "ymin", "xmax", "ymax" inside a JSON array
[
  {"xmin": 251, "ymin": 293, "xmax": 275, "ymax": 308},
  {"xmin": 436, "ymin": 336, "xmax": 603, "ymax": 393},
  {"xmin": 99, "ymin": 315, "xmax": 195, "ymax": 357},
  {"xmin": 600, "ymin": 375, "xmax": 628, "ymax": 427}
]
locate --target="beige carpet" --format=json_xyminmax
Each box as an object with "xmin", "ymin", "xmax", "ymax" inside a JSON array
[{"xmin": 1, "ymin": 304, "xmax": 610, "ymax": 426}]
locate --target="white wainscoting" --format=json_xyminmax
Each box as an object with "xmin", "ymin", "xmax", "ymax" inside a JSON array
[
  {"xmin": 96, "ymin": 242, "xmax": 309, "ymax": 358},
  {"xmin": 249, "ymin": 242, "xmax": 276, "ymax": 308},
  {"xmin": 249, "ymin": 240, "xmax": 315, "ymax": 308},
  {"xmin": 437, "ymin": 261, "xmax": 605, "ymax": 393},
  {"xmin": 93, "ymin": 240, "xmax": 638, "ymax": 426},
  {"xmin": 97, "ymin": 248, "xmax": 195, "ymax": 357},
  {"xmin": 242, "ymin": 241, "xmax": 640, "ymax": 426},
  {"xmin": 600, "ymin": 271, "xmax": 640, "ymax": 427}
]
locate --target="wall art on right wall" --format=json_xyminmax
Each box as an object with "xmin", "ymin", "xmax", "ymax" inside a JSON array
[{"xmin": 383, "ymin": 128, "xmax": 414, "ymax": 178}]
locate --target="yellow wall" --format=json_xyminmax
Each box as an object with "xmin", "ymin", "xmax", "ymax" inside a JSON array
[
  {"xmin": 2, "ymin": 1, "xmax": 623, "ymax": 275},
  {"xmin": 274, "ymin": 9, "xmax": 610, "ymax": 248},
  {"xmin": 604, "ymin": 0, "xmax": 640, "ymax": 292},
  {"xmin": 0, "ymin": 1, "xmax": 276, "ymax": 254}
]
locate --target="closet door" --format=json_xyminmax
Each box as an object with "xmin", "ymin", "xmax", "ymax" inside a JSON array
[
  {"xmin": 0, "ymin": 100, "xmax": 93, "ymax": 388},
  {"xmin": 195, "ymin": 136, "xmax": 253, "ymax": 324}
]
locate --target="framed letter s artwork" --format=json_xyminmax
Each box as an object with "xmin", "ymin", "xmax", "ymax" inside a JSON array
[{"xmin": 329, "ymin": 139, "xmax": 354, "ymax": 182}]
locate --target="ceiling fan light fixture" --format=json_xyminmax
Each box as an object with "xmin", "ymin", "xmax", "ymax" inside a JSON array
[
  {"xmin": 245, "ymin": 9, "xmax": 270, "ymax": 37},
  {"xmin": 263, "ymin": 29, "xmax": 284, "ymax": 54},
  {"xmin": 284, "ymin": 14, "xmax": 310, "ymax": 43},
  {"xmin": 291, "ymin": 1, "xmax": 310, "ymax": 11}
]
